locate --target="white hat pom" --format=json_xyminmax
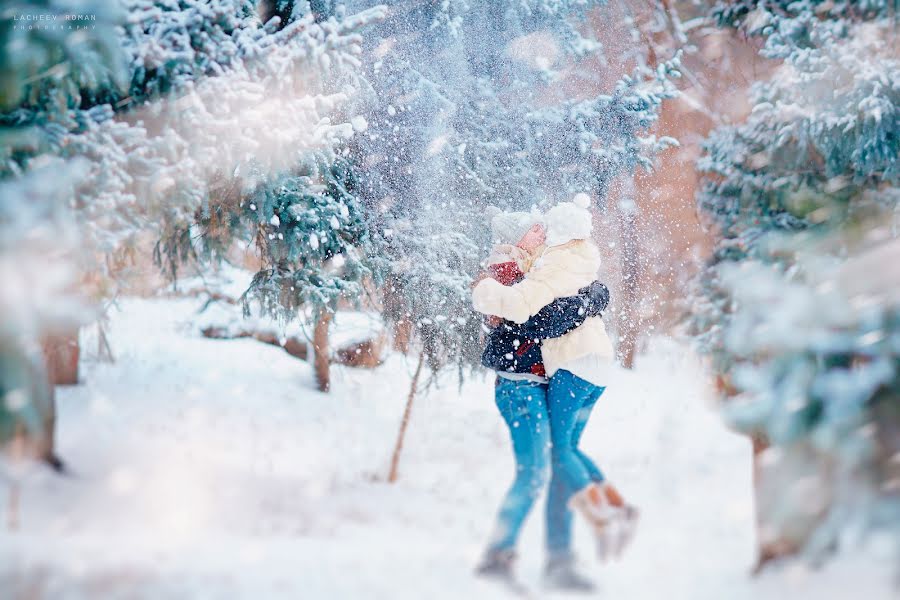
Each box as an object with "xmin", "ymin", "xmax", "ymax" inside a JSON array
[
  {"xmin": 544, "ymin": 197, "xmax": 593, "ymax": 246},
  {"xmin": 572, "ymin": 193, "xmax": 591, "ymax": 209}
]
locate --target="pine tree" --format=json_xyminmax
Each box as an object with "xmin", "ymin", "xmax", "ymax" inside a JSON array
[
  {"xmin": 124, "ymin": 2, "xmax": 387, "ymax": 387},
  {"xmin": 90, "ymin": 0, "xmax": 383, "ymax": 389},
  {"xmin": 692, "ymin": 0, "xmax": 900, "ymax": 566},
  {"xmin": 132, "ymin": 1, "xmax": 386, "ymax": 390}
]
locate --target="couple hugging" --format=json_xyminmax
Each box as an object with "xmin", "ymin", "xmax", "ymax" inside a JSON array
[{"xmin": 472, "ymin": 194, "xmax": 638, "ymax": 593}]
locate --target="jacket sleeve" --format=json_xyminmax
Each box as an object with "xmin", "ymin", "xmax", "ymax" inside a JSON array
[
  {"xmin": 472, "ymin": 243, "xmax": 600, "ymax": 324},
  {"xmin": 510, "ymin": 281, "xmax": 608, "ymax": 339},
  {"xmin": 508, "ymin": 296, "xmax": 588, "ymax": 339},
  {"xmin": 471, "ymin": 276, "xmax": 560, "ymax": 324},
  {"xmin": 581, "ymin": 281, "xmax": 610, "ymax": 317}
]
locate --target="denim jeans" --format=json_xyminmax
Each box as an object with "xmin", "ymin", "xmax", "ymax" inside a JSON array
[
  {"xmin": 545, "ymin": 368, "xmax": 606, "ymax": 557},
  {"xmin": 487, "ymin": 377, "xmax": 551, "ymax": 553}
]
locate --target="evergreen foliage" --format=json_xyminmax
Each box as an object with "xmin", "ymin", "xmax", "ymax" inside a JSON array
[
  {"xmin": 0, "ymin": 0, "xmax": 386, "ymax": 442},
  {"xmin": 127, "ymin": 0, "xmax": 385, "ymax": 323},
  {"xmin": 350, "ymin": 0, "xmax": 679, "ymax": 374},
  {"xmin": 692, "ymin": 0, "xmax": 900, "ymax": 558},
  {"xmin": 0, "ymin": 0, "xmax": 125, "ymax": 447},
  {"xmin": 238, "ymin": 158, "xmax": 376, "ymax": 320}
]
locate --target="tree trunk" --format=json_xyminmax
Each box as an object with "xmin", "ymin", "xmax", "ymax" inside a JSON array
[
  {"xmin": 393, "ymin": 318, "xmax": 412, "ymax": 354},
  {"xmin": 6, "ymin": 482, "xmax": 19, "ymax": 532},
  {"xmin": 37, "ymin": 338, "xmax": 66, "ymax": 467},
  {"xmin": 751, "ymin": 433, "xmax": 804, "ymax": 574},
  {"xmin": 37, "ymin": 384, "xmax": 58, "ymax": 468},
  {"xmin": 618, "ymin": 179, "xmax": 641, "ymax": 369},
  {"xmin": 97, "ymin": 318, "xmax": 115, "ymax": 363},
  {"xmin": 388, "ymin": 350, "xmax": 425, "ymax": 483},
  {"xmin": 43, "ymin": 330, "xmax": 79, "ymax": 385},
  {"xmin": 313, "ymin": 310, "xmax": 332, "ymax": 392},
  {"xmin": 383, "ymin": 277, "xmax": 412, "ymax": 354},
  {"xmin": 6, "ymin": 424, "xmax": 26, "ymax": 531}
]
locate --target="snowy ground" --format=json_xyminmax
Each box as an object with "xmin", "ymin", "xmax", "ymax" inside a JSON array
[{"xmin": 0, "ymin": 298, "xmax": 894, "ymax": 599}]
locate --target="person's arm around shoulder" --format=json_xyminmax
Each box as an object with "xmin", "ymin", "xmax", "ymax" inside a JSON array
[{"xmin": 508, "ymin": 280, "xmax": 610, "ymax": 339}]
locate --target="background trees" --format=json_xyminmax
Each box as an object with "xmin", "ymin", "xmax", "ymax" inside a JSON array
[
  {"xmin": 1, "ymin": 0, "xmax": 127, "ymax": 468},
  {"xmin": 691, "ymin": 0, "xmax": 900, "ymax": 567},
  {"xmin": 348, "ymin": 0, "xmax": 679, "ymax": 374},
  {"xmin": 1, "ymin": 0, "xmax": 385, "ymax": 451}
]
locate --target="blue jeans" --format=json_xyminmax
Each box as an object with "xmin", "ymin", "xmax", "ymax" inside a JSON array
[
  {"xmin": 487, "ymin": 377, "xmax": 550, "ymax": 553},
  {"xmin": 545, "ymin": 369, "xmax": 606, "ymax": 557}
]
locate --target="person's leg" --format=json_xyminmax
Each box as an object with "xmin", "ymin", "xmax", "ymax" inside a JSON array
[
  {"xmin": 553, "ymin": 379, "xmax": 639, "ymax": 561},
  {"xmin": 569, "ymin": 386, "xmax": 630, "ymax": 515},
  {"xmin": 545, "ymin": 463, "xmax": 571, "ymax": 559},
  {"xmin": 546, "ymin": 383, "xmax": 605, "ymax": 556},
  {"xmin": 543, "ymin": 372, "xmax": 602, "ymax": 591},
  {"xmin": 547, "ymin": 370, "xmax": 596, "ymax": 495},
  {"xmin": 572, "ymin": 386, "xmax": 606, "ymax": 483},
  {"xmin": 544, "ymin": 370, "xmax": 598, "ymax": 556},
  {"xmin": 572, "ymin": 389, "xmax": 629, "ymax": 512},
  {"xmin": 484, "ymin": 378, "xmax": 550, "ymax": 556}
]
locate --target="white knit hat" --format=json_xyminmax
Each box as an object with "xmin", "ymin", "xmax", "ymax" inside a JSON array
[
  {"xmin": 544, "ymin": 193, "xmax": 593, "ymax": 247},
  {"xmin": 488, "ymin": 208, "xmax": 542, "ymax": 245}
]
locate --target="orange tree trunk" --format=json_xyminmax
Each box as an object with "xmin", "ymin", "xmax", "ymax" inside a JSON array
[
  {"xmin": 313, "ymin": 311, "xmax": 332, "ymax": 392},
  {"xmin": 43, "ymin": 330, "xmax": 79, "ymax": 385},
  {"xmin": 383, "ymin": 276, "xmax": 412, "ymax": 354},
  {"xmin": 393, "ymin": 319, "xmax": 412, "ymax": 354},
  {"xmin": 38, "ymin": 330, "xmax": 80, "ymax": 465},
  {"xmin": 388, "ymin": 350, "xmax": 425, "ymax": 483}
]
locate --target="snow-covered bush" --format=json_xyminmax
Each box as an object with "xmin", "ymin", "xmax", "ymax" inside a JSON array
[{"xmin": 692, "ymin": 0, "xmax": 900, "ymax": 563}]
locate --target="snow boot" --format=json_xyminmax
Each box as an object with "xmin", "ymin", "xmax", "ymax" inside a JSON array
[
  {"xmin": 569, "ymin": 482, "xmax": 618, "ymax": 525},
  {"xmin": 611, "ymin": 503, "xmax": 640, "ymax": 558},
  {"xmin": 475, "ymin": 549, "xmax": 529, "ymax": 596},
  {"xmin": 544, "ymin": 555, "xmax": 595, "ymax": 593},
  {"xmin": 570, "ymin": 482, "xmax": 640, "ymax": 561}
]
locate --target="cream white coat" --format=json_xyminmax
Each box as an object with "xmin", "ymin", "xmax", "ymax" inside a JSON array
[{"xmin": 472, "ymin": 239, "xmax": 614, "ymax": 378}]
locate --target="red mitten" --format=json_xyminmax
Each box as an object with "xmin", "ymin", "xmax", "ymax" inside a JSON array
[{"xmin": 488, "ymin": 261, "xmax": 524, "ymax": 286}]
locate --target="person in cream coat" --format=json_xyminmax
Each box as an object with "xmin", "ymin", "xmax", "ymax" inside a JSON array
[{"xmin": 472, "ymin": 194, "xmax": 638, "ymax": 560}]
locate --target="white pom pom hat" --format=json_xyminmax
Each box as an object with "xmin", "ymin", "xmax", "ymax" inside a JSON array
[{"xmin": 544, "ymin": 193, "xmax": 593, "ymax": 247}]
